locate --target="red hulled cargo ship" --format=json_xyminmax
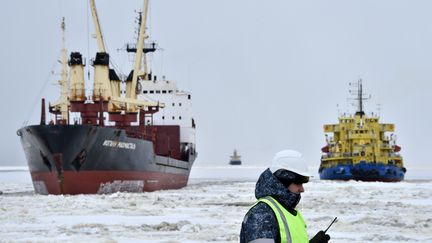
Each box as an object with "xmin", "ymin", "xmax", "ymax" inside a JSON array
[{"xmin": 17, "ymin": 0, "xmax": 197, "ymax": 194}]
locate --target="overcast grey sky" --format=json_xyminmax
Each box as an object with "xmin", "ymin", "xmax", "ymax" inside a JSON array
[{"xmin": 1, "ymin": 0, "xmax": 431, "ymax": 173}]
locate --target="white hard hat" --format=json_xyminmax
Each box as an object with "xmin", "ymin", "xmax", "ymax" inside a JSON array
[{"xmin": 269, "ymin": 149, "xmax": 311, "ymax": 177}]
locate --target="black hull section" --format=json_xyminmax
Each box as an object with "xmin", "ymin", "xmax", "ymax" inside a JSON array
[
  {"xmin": 229, "ymin": 160, "xmax": 242, "ymax": 165},
  {"xmin": 17, "ymin": 125, "xmax": 196, "ymax": 194}
]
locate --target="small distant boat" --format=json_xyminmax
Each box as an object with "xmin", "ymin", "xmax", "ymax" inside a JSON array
[{"xmin": 229, "ymin": 150, "xmax": 242, "ymax": 165}]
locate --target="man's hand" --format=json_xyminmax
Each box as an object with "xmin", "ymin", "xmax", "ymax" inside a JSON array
[{"xmin": 310, "ymin": 230, "xmax": 330, "ymax": 243}]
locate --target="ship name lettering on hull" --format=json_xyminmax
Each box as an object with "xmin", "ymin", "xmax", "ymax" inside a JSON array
[{"xmin": 103, "ymin": 140, "xmax": 136, "ymax": 150}]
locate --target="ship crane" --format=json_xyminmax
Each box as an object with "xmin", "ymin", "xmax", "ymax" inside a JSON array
[
  {"xmin": 89, "ymin": 0, "xmax": 112, "ymax": 104},
  {"xmin": 89, "ymin": 0, "xmax": 106, "ymax": 53},
  {"xmin": 128, "ymin": 0, "xmax": 150, "ymax": 101},
  {"xmin": 89, "ymin": 0, "xmax": 161, "ymax": 113}
]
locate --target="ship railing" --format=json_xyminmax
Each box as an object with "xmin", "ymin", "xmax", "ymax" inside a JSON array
[
  {"xmin": 349, "ymin": 133, "xmax": 376, "ymax": 139},
  {"xmin": 326, "ymin": 152, "xmax": 359, "ymax": 158},
  {"xmin": 125, "ymin": 130, "xmax": 153, "ymax": 140},
  {"xmin": 381, "ymin": 144, "xmax": 392, "ymax": 149},
  {"xmin": 322, "ymin": 152, "xmax": 353, "ymax": 159},
  {"xmin": 323, "ymin": 124, "xmax": 339, "ymax": 132},
  {"xmin": 390, "ymin": 153, "xmax": 402, "ymax": 158}
]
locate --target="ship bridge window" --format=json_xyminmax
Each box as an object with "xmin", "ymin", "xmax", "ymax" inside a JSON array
[
  {"xmin": 143, "ymin": 90, "xmax": 148, "ymax": 94},
  {"xmin": 172, "ymin": 103, "xmax": 175, "ymax": 106},
  {"xmin": 172, "ymin": 116, "xmax": 175, "ymax": 120},
  {"xmin": 156, "ymin": 90, "xmax": 161, "ymax": 94},
  {"xmin": 150, "ymin": 90, "xmax": 154, "ymax": 94},
  {"xmin": 162, "ymin": 116, "xmax": 165, "ymax": 120},
  {"xmin": 179, "ymin": 116, "xmax": 182, "ymax": 120},
  {"xmin": 188, "ymin": 94, "xmax": 191, "ymax": 99},
  {"xmin": 169, "ymin": 90, "xmax": 173, "ymax": 93},
  {"xmin": 179, "ymin": 103, "xmax": 182, "ymax": 106},
  {"xmin": 162, "ymin": 90, "xmax": 167, "ymax": 94}
]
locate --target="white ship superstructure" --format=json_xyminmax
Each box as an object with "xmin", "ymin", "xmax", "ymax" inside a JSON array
[{"xmin": 138, "ymin": 78, "xmax": 195, "ymax": 146}]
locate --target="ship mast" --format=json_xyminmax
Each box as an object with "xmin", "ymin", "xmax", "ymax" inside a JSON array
[
  {"xmin": 351, "ymin": 78, "xmax": 369, "ymax": 117},
  {"xmin": 357, "ymin": 79, "xmax": 364, "ymax": 115},
  {"xmin": 58, "ymin": 17, "xmax": 69, "ymax": 122},
  {"xmin": 358, "ymin": 79, "xmax": 363, "ymax": 115}
]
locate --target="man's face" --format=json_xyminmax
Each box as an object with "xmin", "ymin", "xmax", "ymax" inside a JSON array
[{"xmin": 287, "ymin": 183, "xmax": 304, "ymax": 194}]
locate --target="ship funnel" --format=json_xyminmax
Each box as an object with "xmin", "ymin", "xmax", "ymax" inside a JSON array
[{"xmin": 69, "ymin": 52, "xmax": 86, "ymax": 101}]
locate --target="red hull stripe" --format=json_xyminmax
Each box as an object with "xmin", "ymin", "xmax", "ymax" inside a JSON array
[{"xmin": 31, "ymin": 171, "xmax": 189, "ymax": 195}]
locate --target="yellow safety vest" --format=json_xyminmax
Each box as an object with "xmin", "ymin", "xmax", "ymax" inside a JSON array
[{"xmin": 256, "ymin": 196, "xmax": 308, "ymax": 243}]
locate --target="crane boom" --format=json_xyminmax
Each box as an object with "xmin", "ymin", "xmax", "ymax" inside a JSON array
[
  {"xmin": 130, "ymin": 0, "xmax": 149, "ymax": 100},
  {"xmin": 89, "ymin": 0, "xmax": 106, "ymax": 53}
]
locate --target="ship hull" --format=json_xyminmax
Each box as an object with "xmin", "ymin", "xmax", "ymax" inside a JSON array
[
  {"xmin": 229, "ymin": 160, "xmax": 242, "ymax": 165},
  {"xmin": 319, "ymin": 162, "xmax": 405, "ymax": 182},
  {"xmin": 17, "ymin": 125, "xmax": 196, "ymax": 194}
]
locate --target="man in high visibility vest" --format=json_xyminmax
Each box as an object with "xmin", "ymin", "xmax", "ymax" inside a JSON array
[{"xmin": 240, "ymin": 149, "xmax": 331, "ymax": 243}]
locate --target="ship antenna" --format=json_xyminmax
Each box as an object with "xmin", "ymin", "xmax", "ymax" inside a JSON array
[
  {"xmin": 359, "ymin": 79, "xmax": 363, "ymax": 114},
  {"xmin": 336, "ymin": 103, "xmax": 340, "ymax": 117},
  {"xmin": 349, "ymin": 78, "xmax": 370, "ymax": 117},
  {"xmin": 377, "ymin": 103, "xmax": 382, "ymax": 117}
]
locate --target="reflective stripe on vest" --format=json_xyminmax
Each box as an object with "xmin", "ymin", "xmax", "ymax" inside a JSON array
[{"xmin": 257, "ymin": 196, "xmax": 308, "ymax": 243}]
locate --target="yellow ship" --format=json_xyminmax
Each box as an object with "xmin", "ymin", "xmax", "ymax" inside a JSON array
[{"xmin": 319, "ymin": 79, "xmax": 406, "ymax": 182}]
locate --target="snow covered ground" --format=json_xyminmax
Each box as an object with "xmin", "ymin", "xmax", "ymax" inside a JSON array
[{"xmin": 0, "ymin": 166, "xmax": 431, "ymax": 243}]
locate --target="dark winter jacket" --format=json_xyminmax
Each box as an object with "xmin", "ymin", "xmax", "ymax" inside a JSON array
[{"xmin": 240, "ymin": 168, "xmax": 304, "ymax": 243}]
